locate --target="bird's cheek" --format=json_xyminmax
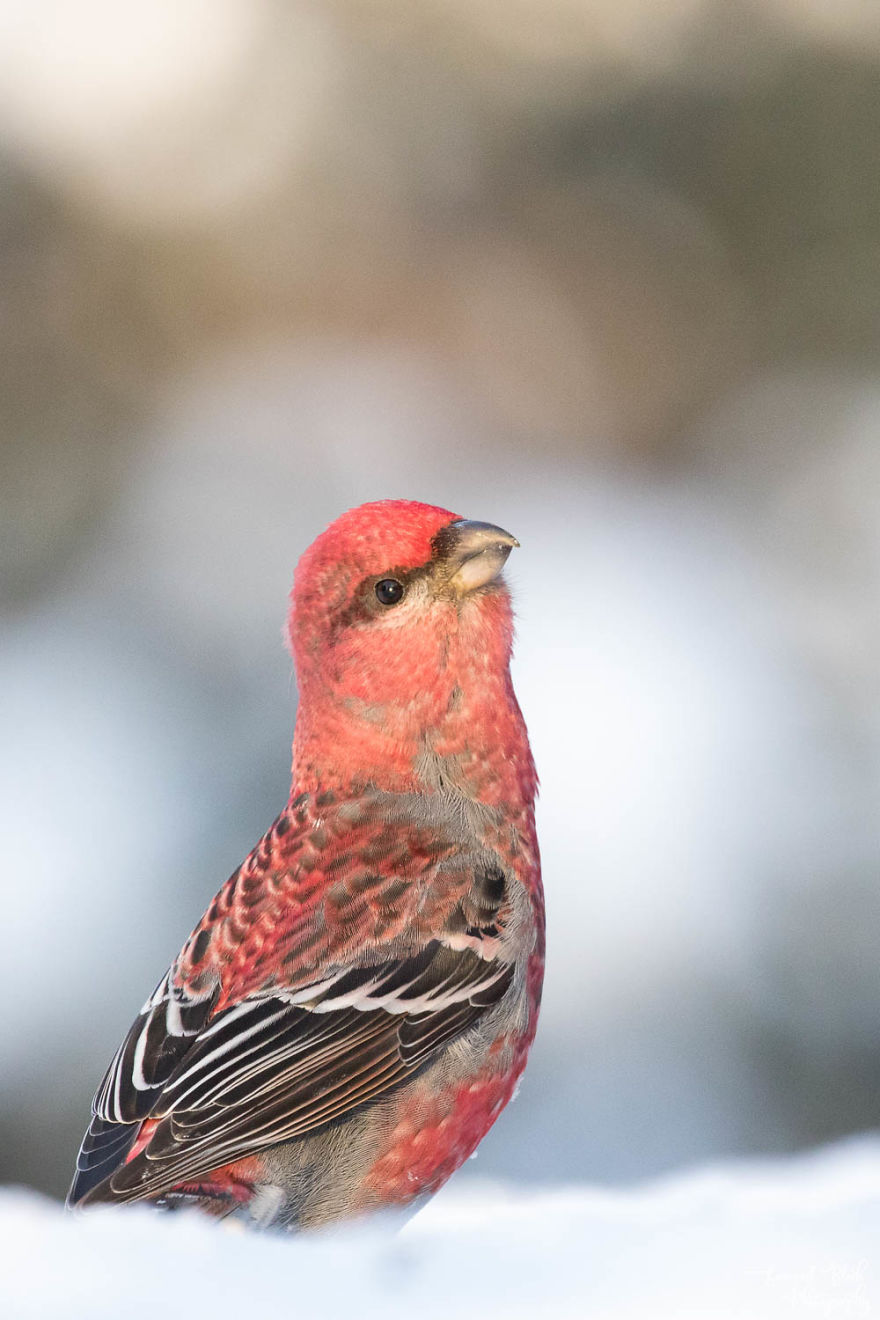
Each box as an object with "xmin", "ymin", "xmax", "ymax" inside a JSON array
[{"xmin": 332, "ymin": 632, "xmax": 445, "ymax": 713}]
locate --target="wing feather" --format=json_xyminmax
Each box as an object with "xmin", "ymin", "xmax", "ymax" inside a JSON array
[
  {"xmin": 71, "ymin": 946, "xmax": 512, "ymax": 1206},
  {"xmin": 69, "ymin": 793, "xmax": 516, "ymax": 1209}
]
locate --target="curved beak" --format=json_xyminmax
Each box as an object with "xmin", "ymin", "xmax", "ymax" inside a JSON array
[{"xmin": 433, "ymin": 519, "xmax": 520, "ymax": 596}]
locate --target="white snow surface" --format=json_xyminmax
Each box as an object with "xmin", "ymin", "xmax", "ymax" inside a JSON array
[{"xmin": 4, "ymin": 1138, "xmax": 879, "ymax": 1320}]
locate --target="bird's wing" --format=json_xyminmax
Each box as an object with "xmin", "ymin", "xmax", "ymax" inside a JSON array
[{"xmin": 70, "ymin": 794, "xmax": 515, "ymax": 1206}]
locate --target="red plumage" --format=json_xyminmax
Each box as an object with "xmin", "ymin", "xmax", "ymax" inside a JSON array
[{"xmin": 69, "ymin": 499, "xmax": 543, "ymax": 1230}]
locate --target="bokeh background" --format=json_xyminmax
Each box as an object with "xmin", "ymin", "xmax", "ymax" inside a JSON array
[{"xmin": 2, "ymin": 0, "xmax": 879, "ymax": 1201}]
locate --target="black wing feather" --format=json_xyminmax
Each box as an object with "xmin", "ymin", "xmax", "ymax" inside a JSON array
[{"xmin": 70, "ymin": 945, "xmax": 512, "ymax": 1208}]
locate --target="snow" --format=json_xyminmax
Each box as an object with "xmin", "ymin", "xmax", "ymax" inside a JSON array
[{"xmin": 4, "ymin": 1138, "xmax": 879, "ymax": 1319}]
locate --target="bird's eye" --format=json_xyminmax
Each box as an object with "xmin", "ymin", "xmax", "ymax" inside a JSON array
[{"xmin": 375, "ymin": 578, "xmax": 405, "ymax": 606}]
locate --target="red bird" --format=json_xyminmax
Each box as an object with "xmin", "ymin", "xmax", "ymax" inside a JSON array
[{"xmin": 68, "ymin": 500, "xmax": 544, "ymax": 1230}]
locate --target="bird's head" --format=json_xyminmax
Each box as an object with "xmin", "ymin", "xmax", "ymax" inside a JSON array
[{"xmin": 288, "ymin": 500, "xmax": 522, "ymax": 792}]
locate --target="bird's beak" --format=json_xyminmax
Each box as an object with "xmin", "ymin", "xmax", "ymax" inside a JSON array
[{"xmin": 434, "ymin": 519, "xmax": 520, "ymax": 596}]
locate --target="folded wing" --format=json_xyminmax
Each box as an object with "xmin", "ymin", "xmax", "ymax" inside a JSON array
[{"xmin": 70, "ymin": 941, "xmax": 512, "ymax": 1206}]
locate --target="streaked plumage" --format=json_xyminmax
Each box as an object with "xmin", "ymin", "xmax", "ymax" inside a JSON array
[{"xmin": 69, "ymin": 500, "xmax": 543, "ymax": 1230}]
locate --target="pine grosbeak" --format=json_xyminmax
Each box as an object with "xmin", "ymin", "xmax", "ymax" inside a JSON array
[{"xmin": 69, "ymin": 500, "xmax": 544, "ymax": 1230}]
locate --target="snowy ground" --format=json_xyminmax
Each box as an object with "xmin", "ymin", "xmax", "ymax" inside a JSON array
[{"xmin": 4, "ymin": 1138, "xmax": 879, "ymax": 1320}]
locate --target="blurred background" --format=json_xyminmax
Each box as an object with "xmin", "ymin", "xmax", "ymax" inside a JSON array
[{"xmin": 2, "ymin": 0, "xmax": 879, "ymax": 1201}]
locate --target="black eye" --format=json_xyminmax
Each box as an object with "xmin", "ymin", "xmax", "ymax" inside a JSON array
[{"xmin": 375, "ymin": 578, "xmax": 405, "ymax": 606}]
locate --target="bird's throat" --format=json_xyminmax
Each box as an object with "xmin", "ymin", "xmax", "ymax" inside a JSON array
[{"xmin": 290, "ymin": 666, "xmax": 534, "ymax": 812}]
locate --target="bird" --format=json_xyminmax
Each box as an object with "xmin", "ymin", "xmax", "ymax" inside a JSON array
[{"xmin": 68, "ymin": 499, "xmax": 544, "ymax": 1231}]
